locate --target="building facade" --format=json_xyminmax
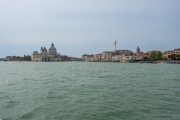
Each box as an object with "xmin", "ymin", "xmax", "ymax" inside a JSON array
[
  {"xmin": 31, "ymin": 43, "xmax": 61, "ymax": 62},
  {"xmin": 163, "ymin": 48, "xmax": 180, "ymax": 58},
  {"xmin": 94, "ymin": 54, "xmax": 101, "ymax": 62},
  {"xmin": 82, "ymin": 54, "xmax": 94, "ymax": 62},
  {"xmin": 101, "ymin": 51, "xmax": 113, "ymax": 62}
]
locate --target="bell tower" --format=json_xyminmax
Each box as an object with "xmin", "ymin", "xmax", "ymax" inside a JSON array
[{"xmin": 136, "ymin": 46, "xmax": 140, "ymax": 54}]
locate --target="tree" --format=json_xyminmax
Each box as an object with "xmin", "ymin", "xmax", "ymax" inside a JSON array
[
  {"xmin": 143, "ymin": 57, "xmax": 149, "ymax": 60},
  {"xmin": 149, "ymin": 51, "xmax": 162, "ymax": 60},
  {"xmin": 21, "ymin": 55, "xmax": 31, "ymax": 61},
  {"xmin": 149, "ymin": 52, "xmax": 157, "ymax": 60},
  {"xmin": 168, "ymin": 54, "xmax": 180, "ymax": 60},
  {"xmin": 157, "ymin": 51, "xmax": 162, "ymax": 60}
]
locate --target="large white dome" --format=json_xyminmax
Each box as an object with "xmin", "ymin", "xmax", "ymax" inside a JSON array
[
  {"xmin": 49, "ymin": 43, "xmax": 57, "ymax": 54},
  {"xmin": 49, "ymin": 43, "xmax": 56, "ymax": 50}
]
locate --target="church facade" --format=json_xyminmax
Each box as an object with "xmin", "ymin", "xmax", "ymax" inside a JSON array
[{"xmin": 31, "ymin": 43, "xmax": 61, "ymax": 62}]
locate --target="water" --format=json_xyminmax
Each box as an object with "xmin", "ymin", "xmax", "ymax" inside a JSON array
[{"xmin": 0, "ymin": 62, "xmax": 180, "ymax": 120}]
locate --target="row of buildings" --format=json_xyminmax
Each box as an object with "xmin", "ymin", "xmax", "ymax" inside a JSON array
[
  {"xmin": 163, "ymin": 48, "xmax": 180, "ymax": 58},
  {"xmin": 82, "ymin": 46, "xmax": 180, "ymax": 62},
  {"xmin": 82, "ymin": 46, "xmax": 148, "ymax": 62},
  {"xmin": 3, "ymin": 43, "xmax": 82, "ymax": 62},
  {"xmin": 31, "ymin": 43, "xmax": 82, "ymax": 62},
  {"xmin": 2, "ymin": 42, "xmax": 180, "ymax": 62},
  {"xmin": 3, "ymin": 56, "xmax": 21, "ymax": 61}
]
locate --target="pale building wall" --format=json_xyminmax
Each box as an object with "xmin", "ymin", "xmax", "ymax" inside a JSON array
[
  {"xmin": 174, "ymin": 48, "xmax": 180, "ymax": 54},
  {"xmin": 112, "ymin": 55, "xmax": 122, "ymax": 62},
  {"xmin": 94, "ymin": 54, "xmax": 101, "ymax": 62},
  {"xmin": 105, "ymin": 53, "xmax": 112, "ymax": 62},
  {"xmin": 121, "ymin": 55, "xmax": 142, "ymax": 62},
  {"xmin": 163, "ymin": 51, "xmax": 173, "ymax": 58},
  {"xmin": 162, "ymin": 49, "xmax": 180, "ymax": 59},
  {"xmin": 101, "ymin": 51, "xmax": 112, "ymax": 61}
]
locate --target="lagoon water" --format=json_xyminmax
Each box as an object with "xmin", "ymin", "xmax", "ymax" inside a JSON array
[{"xmin": 0, "ymin": 62, "xmax": 180, "ymax": 120}]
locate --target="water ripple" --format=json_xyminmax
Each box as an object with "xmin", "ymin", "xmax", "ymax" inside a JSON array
[{"xmin": 0, "ymin": 62, "xmax": 180, "ymax": 120}]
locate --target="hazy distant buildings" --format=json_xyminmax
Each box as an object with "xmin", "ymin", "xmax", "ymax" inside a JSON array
[
  {"xmin": 5, "ymin": 56, "xmax": 21, "ymax": 61},
  {"xmin": 81, "ymin": 47, "xmax": 180, "ymax": 62},
  {"xmin": 81, "ymin": 45, "xmax": 151, "ymax": 62},
  {"xmin": 5, "ymin": 56, "xmax": 14, "ymax": 61},
  {"xmin": 163, "ymin": 48, "xmax": 180, "ymax": 58}
]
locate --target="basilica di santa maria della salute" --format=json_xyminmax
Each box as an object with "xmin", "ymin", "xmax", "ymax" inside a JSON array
[{"xmin": 31, "ymin": 43, "xmax": 61, "ymax": 62}]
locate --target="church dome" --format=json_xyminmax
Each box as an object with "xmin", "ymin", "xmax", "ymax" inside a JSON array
[
  {"xmin": 49, "ymin": 43, "xmax": 57, "ymax": 54},
  {"xmin": 49, "ymin": 43, "xmax": 56, "ymax": 50}
]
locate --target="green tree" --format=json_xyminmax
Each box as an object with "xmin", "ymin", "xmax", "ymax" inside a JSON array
[
  {"xmin": 21, "ymin": 55, "xmax": 31, "ymax": 61},
  {"xmin": 149, "ymin": 52, "xmax": 157, "ymax": 60},
  {"xmin": 157, "ymin": 51, "xmax": 162, "ymax": 60},
  {"xmin": 149, "ymin": 51, "xmax": 162, "ymax": 60}
]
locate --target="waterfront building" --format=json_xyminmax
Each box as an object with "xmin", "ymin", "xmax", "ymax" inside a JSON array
[
  {"xmin": 112, "ymin": 54, "xmax": 123, "ymax": 62},
  {"xmin": 94, "ymin": 54, "xmax": 101, "ymax": 62},
  {"xmin": 121, "ymin": 55, "xmax": 143, "ymax": 62},
  {"xmin": 31, "ymin": 43, "xmax": 61, "ymax": 62},
  {"xmin": 163, "ymin": 48, "xmax": 180, "ymax": 58},
  {"xmin": 112, "ymin": 54, "xmax": 143, "ymax": 62},
  {"xmin": 82, "ymin": 54, "xmax": 86, "ymax": 62},
  {"xmin": 163, "ymin": 50, "xmax": 174, "ymax": 58},
  {"xmin": 87, "ymin": 55, "xmax": 93, "ymax": 62},
  {"xmin": 173, "ymin": 48, "xmax": 180, "ymax": 54},
  {"xmin": 101, "ymin": 51, "xmax": 113, "ymax": 62},
  {"xmin": 5, "ymin": 56, "xmax": 13, "ymax": 61},
  {"xmin": 5, "ymin": 56, "xmax": 21, "ymax": 61},
  {"xmin": 82, "ymin": 54, "xmax": 94, "ymax": 62},
  {"xmin": 105, "ymin": 52, "xmax": 113, "ymax": 62}
]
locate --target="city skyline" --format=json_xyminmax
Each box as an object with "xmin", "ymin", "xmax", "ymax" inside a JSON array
[{"xmin": 0, "ymin": 0, "xmax": 180, "ymax": 58}]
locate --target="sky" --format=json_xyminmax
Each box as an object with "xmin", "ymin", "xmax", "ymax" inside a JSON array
[{"xmin": 0, "ymin": 0, "xmax": 180, "ymax": 58}]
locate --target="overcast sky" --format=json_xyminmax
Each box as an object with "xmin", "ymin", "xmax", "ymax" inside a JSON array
[{"xmin": 0, "ymin": 0, "xmax": 180, "ymax": 58}]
